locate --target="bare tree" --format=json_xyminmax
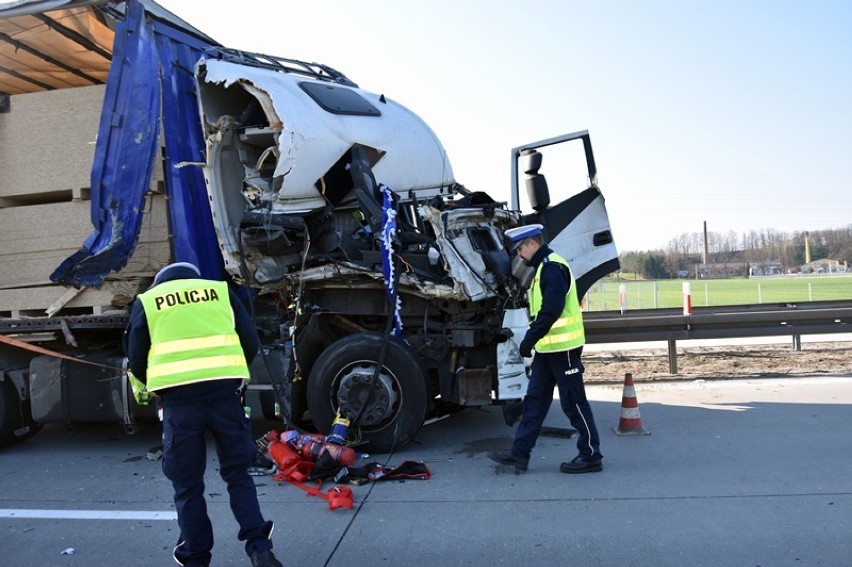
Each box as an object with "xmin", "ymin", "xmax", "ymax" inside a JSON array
[{"xmin": 620, "ymin": 224, "xmax": 851, "ymax": 277}]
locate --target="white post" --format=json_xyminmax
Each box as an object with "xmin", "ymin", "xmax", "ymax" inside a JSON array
[
  {"xmin": 619, "ymin": 284, "xmax": 626, "ymax": 314},
  {"xmin": 682, "ymin": 282, "xmax": 692, "ymax": 316}
]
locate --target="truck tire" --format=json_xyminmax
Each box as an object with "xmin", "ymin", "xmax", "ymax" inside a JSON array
[
  {"xmin": 0, "ymin": 379, "xmax": 40, "ymax": 448},
  {"xmin": 306, "ymin": 333, "xmax": 428, "ymax": 453}
]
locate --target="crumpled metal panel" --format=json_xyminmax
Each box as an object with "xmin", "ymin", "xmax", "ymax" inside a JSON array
[
  {"xmin": 198, "ymin": 58, "xmax": 456, "ymax": 213},
  {"xmin": 420, "ymin": 205, "xmax": 518, "ymax": 301},
  {"xmin": 50, "ymin": 0, "xmax": 219, "ymax": 288},
  {"xmin": 288, "ymin": 263, "xmax": 460, "ymax": 301}
]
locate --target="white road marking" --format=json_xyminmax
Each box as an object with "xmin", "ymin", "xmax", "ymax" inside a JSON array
[{"xmin": 0, "ymin": 509, "xmax": 176, "ymax": 520}]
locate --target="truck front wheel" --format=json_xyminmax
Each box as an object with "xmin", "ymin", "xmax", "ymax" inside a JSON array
[{"xmin": 306, "ymin": 333, "xmax": 428, "ymax": 453}]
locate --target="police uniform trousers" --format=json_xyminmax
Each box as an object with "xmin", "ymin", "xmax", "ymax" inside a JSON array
[
  {"xmin": 161, "ymin": 389, "xmax": 272, "ymax": 566},
  {"xmin": 512, "ymin": 347, "xmax": 602, "ymax": 460}
]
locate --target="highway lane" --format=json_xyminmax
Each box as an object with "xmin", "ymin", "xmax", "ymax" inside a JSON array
[{"xmin": 1, "ymin": 376, "xmax": 850, "ymax": 566}]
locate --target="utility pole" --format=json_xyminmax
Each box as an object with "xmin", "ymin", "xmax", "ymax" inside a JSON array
[{"xmin": 804, "ymin": 231, "xmax": 811, "ymax": 264}]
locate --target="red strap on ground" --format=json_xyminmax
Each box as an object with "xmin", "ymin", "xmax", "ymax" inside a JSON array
[
  {"xmin": 269, "ymin": 440, "xmax": 353, "ymax": 511},
  {"xmin": 326, "ymin": 486, "xmax": 354, "ymax": 510}
]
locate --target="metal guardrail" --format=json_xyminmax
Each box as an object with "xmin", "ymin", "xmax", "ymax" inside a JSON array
[
  {"xmin": 4, "ymin": 302, "xmax": 851, "ymax": 373},
  {"xmin": 583, "ymin": 300, "xmax": 852, "ymax": 372},
  {"xmin": 4, "ymin": 302, "xmax": 852, "ymax": 341}
]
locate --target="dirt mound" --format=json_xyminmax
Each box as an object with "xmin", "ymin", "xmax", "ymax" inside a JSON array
[{"xmin": 583, "ymin": 341, "xmax": 852, "ymax": 383}]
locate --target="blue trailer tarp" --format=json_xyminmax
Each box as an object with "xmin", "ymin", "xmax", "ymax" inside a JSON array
[{"xmin": 50, "ymin": 0, "xmax": 222, "ymax": 288}]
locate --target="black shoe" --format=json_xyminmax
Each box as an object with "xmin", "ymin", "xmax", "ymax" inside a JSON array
[
  {"xmin": 250, "ymin": 550, "xmax": 283, "ymax": 567},
  {"xmin": 487, "ymin": 450, "xmax": 529, "ymax": 472},
  {"xmin": 560, "ymin": 455, "xmax": 603, "ymax": 474}
]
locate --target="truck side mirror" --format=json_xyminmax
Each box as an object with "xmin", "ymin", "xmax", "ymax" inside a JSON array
[{"xmin": 521, "ymin": 149, "xmax": 550, "ymax": 212}]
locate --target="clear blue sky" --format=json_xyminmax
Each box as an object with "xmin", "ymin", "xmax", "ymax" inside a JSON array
[{"xmin": 159, "ymin": 0, "xmax": 852, "ymax": 252}]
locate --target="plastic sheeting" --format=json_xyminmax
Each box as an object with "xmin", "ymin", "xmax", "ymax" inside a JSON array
[{"xmin": 48, "ymin": 0, "xmax": 221, "ymax": 287}]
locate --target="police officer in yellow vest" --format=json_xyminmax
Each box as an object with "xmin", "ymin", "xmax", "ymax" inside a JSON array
[
  {"xmin": 124, "ymin": 262, "xmax": 282, "ymax": 567},
  {"xmin": 488, "ymin": 225, "xmax": 603, "ymax": 474}
]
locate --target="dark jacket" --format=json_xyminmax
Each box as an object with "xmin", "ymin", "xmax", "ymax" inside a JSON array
[{"xmin": 123, "ymin": 265, "xmax": 260, "ymax": 403}]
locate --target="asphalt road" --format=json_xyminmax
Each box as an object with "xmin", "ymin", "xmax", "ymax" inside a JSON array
[{"xmin": 1, "ymin": 375, "xmax": 850, "ymax": 566}]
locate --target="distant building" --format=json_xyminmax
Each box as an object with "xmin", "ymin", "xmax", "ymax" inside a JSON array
[
  {"xmin": 748, "ymin": 261, "xmax": 783, "ymax": 277},
  {"xmin": 800, "ymin": 259, "xmax": 848, "ymax": 274},
  {"xmin": 697, "ymin": 262, "xmax": 748, "ymax": 279}
]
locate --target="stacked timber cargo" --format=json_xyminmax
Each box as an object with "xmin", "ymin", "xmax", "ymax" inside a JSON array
[{"xmin": 0, "ymin": 85, "xmax": 170, "ymax": 318}]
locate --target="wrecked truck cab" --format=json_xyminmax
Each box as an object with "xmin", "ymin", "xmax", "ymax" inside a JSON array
[
  {"xmin": 192, "ymin": 51, "xmax": 619, "ymax": 454},
  {"xmin": 194, "ymin": 50, "xmax": 535, "ymax": 452},
  {"xmin": 195, "ymin": 51, "xmax": 459, "ymax": 287}
]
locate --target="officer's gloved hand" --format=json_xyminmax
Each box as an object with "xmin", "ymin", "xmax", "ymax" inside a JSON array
[
  {"xmin": 128, "ymin": 370, "xmax": 152, "ymax": 405},
  {"xmin": 519, "ymin": 337, "xmax": 534, "ymax": 358}
]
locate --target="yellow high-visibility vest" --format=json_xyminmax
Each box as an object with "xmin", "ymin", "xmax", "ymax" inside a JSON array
[
  {"xmin": 528, "ymin": 253, "xmax": 585, "ymax": 352},
  {"xmin": 138, "ymin": 279, "xmax": 250, "ymax": 392}
]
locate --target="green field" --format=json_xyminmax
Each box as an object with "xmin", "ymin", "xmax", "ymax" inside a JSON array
[{"xmin": 584, "ymin": 275, "xmax": 852, "ymax": 312}]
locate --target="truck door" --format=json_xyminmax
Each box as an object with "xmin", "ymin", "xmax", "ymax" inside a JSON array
[{"xmin": 510, "ymin": 130, "xmax": 619, "ymax": 298}]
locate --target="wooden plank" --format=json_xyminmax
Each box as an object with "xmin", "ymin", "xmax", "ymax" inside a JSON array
[
  {"xmin": 0, "ymin": 86, "xmax": 175, "ymax": 313},
  {"xmin": 0, "ymin": 286, "xmax": 117, "ymax": 315},
  {"xmin": 0, "ymin": 201, "xmax": 92, "ymax": 254},
  {"xmin": 0, "ymin": 195, "xmax": 170, "ymax": 289},
  {"xmin": 45, "ymin": 287, "xmax": 83, "ymax": 317},
  {"xmin": 0, "ymin": 275, "xmax": 161, "ymax": 315},
  {"xmin": 0, "ymin": 85, "xmax": 164, "ymax": 203},
  {"xmin": 0, "ymin": 86, "xmax": 104, "ymax": 200}
]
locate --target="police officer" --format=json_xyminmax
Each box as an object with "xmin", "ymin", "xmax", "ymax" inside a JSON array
[
  {"xmin": 124, "ymin": 262, "xmax": 283, "ymax": 567},
  {"xmin": 488, "ymin": 225, "xmax": 603, "ymax": 474}
]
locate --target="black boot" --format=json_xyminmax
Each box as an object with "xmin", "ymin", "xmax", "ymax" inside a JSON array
[
  {"xmin": 487, "ymin": 450, "xmax": 529, "ymax": 472},
  {"xmin": 560, "ymin": 455, "xmax": 603, "ymax": 474},
  {"xmin": 250, "ymin": 550, "xmax": 283, "ymax": 567}
]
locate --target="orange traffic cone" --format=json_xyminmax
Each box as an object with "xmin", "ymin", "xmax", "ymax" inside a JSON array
[{"xmin": 613, "ymin": 373, "xmax": 650, "ymax": 436}]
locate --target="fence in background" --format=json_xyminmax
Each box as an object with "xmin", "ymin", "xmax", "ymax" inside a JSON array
[
  {"xmin": 583, "ymin": 300, "xmax": 852, "ymax": 372},
  {"xmin": 584, "ymin": 274, "xmax": 852, "ymax": 312}
]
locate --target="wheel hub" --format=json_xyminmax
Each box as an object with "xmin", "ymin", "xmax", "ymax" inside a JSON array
[{"xmin": 336, "ymin": 363, "xmax": 399, "ymax": 426}]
